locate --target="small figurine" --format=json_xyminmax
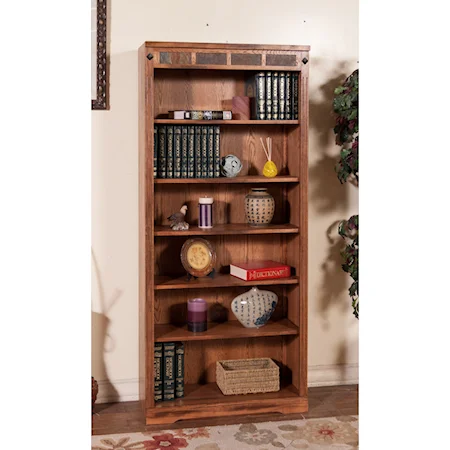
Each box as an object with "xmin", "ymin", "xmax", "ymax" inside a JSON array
[
  {"xmin": 260, "ymin": 137, "xmax": 278, "ymax": 178},
  {"xmin": 167, "ymin": 205, "xmax": 189, "ymax": 230},
  {"xmin": 220, "ymin": 154, "xmax": 243, "ymax": 178}
]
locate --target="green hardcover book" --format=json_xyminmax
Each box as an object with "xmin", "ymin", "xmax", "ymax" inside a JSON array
[
  {"xmin": 163, "ymin": 342, "xmax": 175, "ymax": 401},
  {"xmin": 180, "ymin": 126, "xmax": 188, "ymax": 178},
  {"xmin": 272, "ymin": 72, "xmax": 279, "ymax": 120},
  {"xmin": 154, "ymin": 343, "xmax": 163, "ymax": 402},
  {"xmin": 245, "ymin": 72, "xmax": 265, "ymax": 120},
  {"xmin": 166, "ymin": 126, "xmax": 174, "ymax": 179},
  {"xmin": 207, "ymin": 126, "xmax": 214, "ymax": 178},
  {"xmin": 279, "ymin": 72, "xmax": 286, "ymax": 120},
  {"xmin": 173, "ymin": 126, "xmax": 181, "ymax": 179},
  {"xmin": 285, "ymin": 73, "xmax": 291, "ymax": 120},
  {"xmin": 213, "ymin": 126, "xmax": 220, "ymax": 178},
  {"xmin": 157, "ymin": 126, "xmax": 167, "ymax": 178},
  {"xmin": 292, "ymin": 73, "xmax": 299, "ymax": 119},
  {"xmin": 200, "ymin": 126, "xmax": 208, "ymax": 178},
  {"xmin": 153, "ymin": 126, "xmax": 158, "ymax": 178},
  {"xmin": 175, "ymin": 342, "xmax": 184, "ymax": 399},
  {"xmin": 265, "ymin": 72, "xmax": 272, "ymax": 120},
  {"xmin": 194, "ymin": 126, "xmax": 202, "ymax": 178},
  {"xmin": 187, "ymin": 126, "xmax": 195, "ymax": 178}
]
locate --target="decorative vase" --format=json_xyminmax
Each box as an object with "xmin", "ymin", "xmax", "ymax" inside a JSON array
[
  {"xmin": 244, "ymin": 188, "xmax": 275, "ymax": 226},
  {"xmin": 231, "ymin": 287, "xmax": 278, "ymax": 328}
]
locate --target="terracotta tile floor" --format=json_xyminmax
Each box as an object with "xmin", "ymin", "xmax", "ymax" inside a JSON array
[{"xmin": 92, "ymin": 384, "xmax": 358, "ymax": 435}]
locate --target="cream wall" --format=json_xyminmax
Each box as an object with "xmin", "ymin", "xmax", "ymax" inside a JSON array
[{"xmin": 92, "ymin": 0, "xmax": 359, "ymax": 402}]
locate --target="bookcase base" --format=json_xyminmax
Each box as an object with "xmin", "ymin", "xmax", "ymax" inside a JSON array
[{"xmin": 146, "ymin": 397, "xmax": 308, "ymax": 425}]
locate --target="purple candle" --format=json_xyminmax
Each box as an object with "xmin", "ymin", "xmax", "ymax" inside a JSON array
[
  {"xmin": 198, "ymin": 197, "xmax": 213, "ymax": 229},
  {"xmin": 187, "ymin": 298, "xmax": 207, "ymax": 332}
]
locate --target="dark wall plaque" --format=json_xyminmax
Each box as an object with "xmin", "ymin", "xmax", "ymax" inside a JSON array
[
  {"xmin": 231, "ymin": 53, "xmax": 262, "ymax": 66},
  {"xmin": 196, "ymin": 52, "xmax": 227, "ymax": 65},
  {"xmin": 266, "ymin": 54, "xmax": 297, "ymax": 67}
]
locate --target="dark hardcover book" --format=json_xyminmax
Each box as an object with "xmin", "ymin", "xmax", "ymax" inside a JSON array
[
  {"xmin": 279, "ymin": 72, "xmax": 286, "ymax": 120},
  {"xmin": 173, "ymin": 126, "xmax": 182, "ymax": 179},
  {"xmin": 166, "ymin": 126, "xmax": 174, "ymax": 179},
  {"xmin": 157, "ymin": 126, "xmax": 167, "ymax": 178},
  {"xmin": 285, "ymin": 72, "xmax": 291, "ymax": 120},
  {"xmin": 265, "ymin": 72, "xmax": 272, "ymax": 120},
  {"xmin": 213, "ymin": 126, "xmax": 220, "ymax": 178},
  {"xmin": 200, "ymin": 126, "xmax": 209, "ymax": 178},
  {"xmin": 163, "ymin": 342, "xmax": 175, "ymax": 401},
  {"xmin": 188, "ymin": 110, "xmax": 232, "ymax": 120},
  {"xmin": 194, "ymin": 126, "xmax": 202, "ymax": 178},
  {"xmin": 154, "ymin": 343, "xmax": 163, "ymax": 402},
  {"xmin": 181, "ymin": 126, "xmax": 188, "ymax": 178},
  {"xmin": 292, "ymin": 72, "xmax": 299, "ymax": 119},
  {"xmin": 187, "ymin": 126, "xmax": 195, "ymax": 178},
  {"xmin": 245, "ymin": 72, "xmax": 265, "ymax": 120},
  {"xmin": 175, "ymin": 342, "xmax": 184, "ymax": 399},
  {"xmin": 207, "ymin": 126, "xmax": 214, "ymax": 178},
  {"xmin": 153, "ymin": 126, "xmax": 158, "ymax": 178},
  {"xmin": 272, "ymin": 72, "xmax": 279, "ymax": 120}
]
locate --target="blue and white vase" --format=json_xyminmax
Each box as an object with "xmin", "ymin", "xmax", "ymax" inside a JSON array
[{"xmin": 231, "ymin": 287, "xmax": 278, "ymax": 328}]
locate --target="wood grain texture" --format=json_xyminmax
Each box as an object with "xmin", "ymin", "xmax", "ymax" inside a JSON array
[
  {"xmin": 154, "ymin": 119, "xmax": 299, "ymax": 125},
  {"xmin": 155, "ymin": 318, "xmax": 298, "ymax": 342},
  {"xmin": 139, "ymin": 41, "xmax": 310, "ymax": 425},
  {"xmin": 145, "ymin": 41, "xmax": 310, "ymax": 51}
]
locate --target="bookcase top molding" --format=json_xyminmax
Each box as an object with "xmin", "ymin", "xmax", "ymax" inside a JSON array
[{"xmin": 144, "ymin": 41, "xmax": 311, "ymax": 52}]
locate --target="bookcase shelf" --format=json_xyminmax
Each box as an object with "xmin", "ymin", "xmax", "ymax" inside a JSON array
[
  {"xmin": 155, "ymin": 318, "xmax": 299, "ymax": 342},
  {"xmin": 154, "ymin": 274, "xmax": 300, "ymax": 290},
  {"xmin": 154, "ymin": 119, "xmax": 299, "ymax": 125},
  {"xmin": 154, "ymin": 176, "xmax": 299, "ymax": 184},
  {"xmin": 154, "ymin": 223, "xmax": 299, "ymax": 236},
  {"xmin": 139, "ymin": 41, "xmax": 309, "ymax": 425}
]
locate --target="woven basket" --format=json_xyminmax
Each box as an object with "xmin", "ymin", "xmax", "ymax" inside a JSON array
[{"xmin": 216, "ymin": 358, "xmax": 280, "ymax": 395}]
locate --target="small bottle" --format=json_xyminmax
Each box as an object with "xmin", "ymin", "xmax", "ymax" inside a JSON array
[
  {"xmin": 187, "ymin": 298, "xmax": 207, "ymax": 332},
  {"xmin": 198, "ymin": 197, "xmax": 213, "ymax": 229}
]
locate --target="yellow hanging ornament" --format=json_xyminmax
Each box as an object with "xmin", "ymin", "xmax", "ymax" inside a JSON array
[{"xmin": 260, "ymin": 137, "xmax": 278, "ymax": 178}]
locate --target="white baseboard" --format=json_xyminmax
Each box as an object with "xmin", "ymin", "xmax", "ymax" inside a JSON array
[
  {"xmin": 96, "ymin": 364, "xmax": 358, "ymax": 403},
  {"xmin": 307, "ymin": 364, "xmax": 359, "ymax": 387}
]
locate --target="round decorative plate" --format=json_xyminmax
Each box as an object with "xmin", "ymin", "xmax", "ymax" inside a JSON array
[{"xmin": 181, "ymin": 238, "xmax": 216, "ymax": 277}]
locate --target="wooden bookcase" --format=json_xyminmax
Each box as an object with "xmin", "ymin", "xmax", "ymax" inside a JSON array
[{"xmin": 138, "ymin": 41, "xmax": 309, "ymax": 425}]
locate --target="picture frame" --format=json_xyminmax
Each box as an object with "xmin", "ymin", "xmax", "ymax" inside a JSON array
[{"xmin": 91, "ymin": 0, "xmax": 108, "ymax": 110}]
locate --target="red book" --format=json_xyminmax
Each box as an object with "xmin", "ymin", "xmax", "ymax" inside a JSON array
[{"xmin": 230, "ymin": 260, "xmax": 291, "ymax": 281}]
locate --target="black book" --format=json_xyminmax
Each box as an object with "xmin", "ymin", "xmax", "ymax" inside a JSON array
[
  {"xmin": 279, "ymin": 72, "xmax": 286, "ymax": 120},
  {"xmin": 175, "ymin": 343, "xmax": 184, "ymax": 399},
  {"xmin": 173, "ymin": 126, "xmax": 181, "ymax": 179},
  {"xmin": 201, "ymin": 126, "xmax": 209, "ymax": 178},
  {"xmin": 265, "ymin": 72, "xmax": 272, "ymax": 120},
  {"xmin": 207, "ymin": 126, "xmax": 214, "ymax": 178},
  {"xmin": 194, "ymin": 126, "xmax": 202, "ymax": 178},
  {"xmin": 163, "ymin": 342, "xmax": 175, "ymax": 401},
  {"xmin": 187, "ymin": 126, "xmax": 195, "ymax": 178},
  {"xmin": 272, "ymin": 72, "xmax": 279, "ymax": 120},
  {"xmin": 285, "ymin": 72, "xmax": 291, "ymax": 120},
  {"xmin": 154, "ymin": 343, "xmax": 163, "ymax": 402},
  {"xmin": 166, "ymin": 126, "xmax": 175, "ymax": 179},
  {"xmin": 157, "ymin": 126, "xmax": 167, "ymax": 178},
  {"xmin": 153, "ymin": 126, "xmax": 158, "ymax": 178},
  {"xmin": 292, "ymin": 72, "xmax": 299, "ymax": 119},
  {"xmin": 213, "ymin": 126, "xmax": 220, "ymax": 178},
  {"xmin": 181, "ymin": 126, "xmax": 188, "ymax": 178},
  {"xmin": 245, "ymin": 72, "xmax": 266, "ymax": 120}
]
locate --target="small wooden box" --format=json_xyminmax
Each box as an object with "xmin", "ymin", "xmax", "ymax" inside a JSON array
[
  {"xmin": 216, "ymin": 358, "xmax": 280, "ymax": 395},
  {"xmin": 232, "ymin": 96, "xmax": 251, "ymax": 120}
]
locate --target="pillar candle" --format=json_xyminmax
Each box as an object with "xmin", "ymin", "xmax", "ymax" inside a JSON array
[
  {"xmin": 198, "ymin": 197, "xmax": 213, "ymax": 229},
  {"xmin": 187, "ymin": 298, "xmax": 207, "ymax": 332}
]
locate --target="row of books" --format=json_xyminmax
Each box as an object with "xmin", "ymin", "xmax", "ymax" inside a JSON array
[
  {"xmin": 246, "ymin": 71, "xmax": 299, "ymax": 120},
  {"xmin": 154, "ymin": 342, "xmax": 184, "ymax": 402},
  {"xmin": 154, "ymin": 125, "xmax": 220, "ymax": 179}
]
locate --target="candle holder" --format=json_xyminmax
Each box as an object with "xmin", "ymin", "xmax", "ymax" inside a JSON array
[
  {"xmin": 187, "ymin": 298, "xmax": 207, "ymax": 332},
  {"xmin": 198, "ymin": 197, "xmax": 213, "ymax": 229}
]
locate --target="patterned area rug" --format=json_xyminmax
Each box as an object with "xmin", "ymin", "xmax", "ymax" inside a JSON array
[{"xmin": 92, "ymin": 416, "xmax": 358, "ymax": 449}]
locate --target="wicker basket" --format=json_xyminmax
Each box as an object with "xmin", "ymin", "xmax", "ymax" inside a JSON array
[{"xmin": 216, "ymin": 358, "xmax": 280, "ymax": 395}]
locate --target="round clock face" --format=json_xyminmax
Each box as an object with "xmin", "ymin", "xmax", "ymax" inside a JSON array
[{"xmin": 181, "ymin": 238, "xmax": 216, "ymax": 277}]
